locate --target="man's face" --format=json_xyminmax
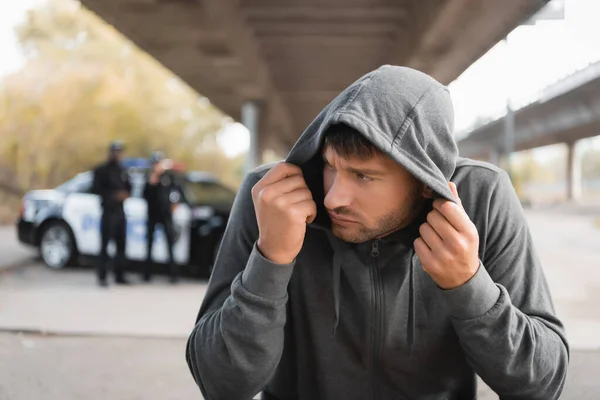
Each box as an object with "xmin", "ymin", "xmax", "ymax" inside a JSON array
[
  {"xmin": 113, "ymin": 150, "xmax": 124, "ymax": 162},
  {"xmin": 322, "ymin": 145, "xmax": 426, "ymax": 243}
]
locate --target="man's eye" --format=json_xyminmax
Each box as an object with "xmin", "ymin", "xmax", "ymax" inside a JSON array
[{"xmin": 357, "ymin": 173, "xmax": 373, "ymax": 181}]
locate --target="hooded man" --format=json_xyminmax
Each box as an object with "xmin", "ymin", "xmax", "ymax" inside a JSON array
[{"xmin": 186, "ymin": 66, "xmax": 569, "ymax": 400}]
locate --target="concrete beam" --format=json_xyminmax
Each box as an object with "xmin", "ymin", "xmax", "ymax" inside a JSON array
[
  {"xmin": 82, "ymin": 0, "xmax": 551, "ymax": 156},
  {"xmin": 400, "ymin": 0, "xmax": 551, "ymax": 84},
  {"xmin": 251, "ymin": 22, "xmax": 401, "ymax": 37},
  {"xmin": 458, "ymin": 68, "xmax": 600, "ymax": 158},
  {"xmin": 200, "ymin": 0, "xmax": 295, "ymax": 147},
  {"xmin": 243, "ymin": 6, "xmax": 407, "ymax": 21}
]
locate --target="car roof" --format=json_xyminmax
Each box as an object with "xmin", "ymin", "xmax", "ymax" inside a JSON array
[
  {"xmin": 121, "ymin": 158, "xmax": 151, "ymax": 169},
  {"xmin": 69, "ymin": 169, "xmax": 221, "ymax": 185},
  {"xmin": 185, "ymin": 171, "xmax": 219, "ymax": 184}
]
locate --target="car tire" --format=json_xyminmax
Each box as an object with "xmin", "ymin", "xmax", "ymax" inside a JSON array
[{"xmin": 39, "ymin": 221, "xmax": 77, "ymax": 269}]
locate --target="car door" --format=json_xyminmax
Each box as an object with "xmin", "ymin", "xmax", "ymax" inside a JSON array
[{"xmin": 61, "ymin": 172, "xmax": 103, "ymax": 257}]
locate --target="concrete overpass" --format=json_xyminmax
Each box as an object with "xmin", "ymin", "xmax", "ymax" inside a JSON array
[
  {"xmin": 80, "ymin": 0, "xmax": 550, "ymax": 165},
  {"xmin": 458, "ymin": 61, "xmax": 600, "ymax": 201}
]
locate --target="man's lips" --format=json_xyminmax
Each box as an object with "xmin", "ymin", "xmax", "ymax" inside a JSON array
[{"xmin": 328, "ymin": 212, "xmax": 357, "ymax": 224}]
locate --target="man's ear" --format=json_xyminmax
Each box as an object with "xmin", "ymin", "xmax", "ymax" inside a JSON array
[{"xmin": 422, "ymin": 185, "xmax": 434, "ymax": 199}]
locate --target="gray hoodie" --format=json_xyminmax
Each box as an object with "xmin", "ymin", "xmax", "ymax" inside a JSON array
[{"xmin": 186, "ymin": 65, "xmax": 569, "ymax": 400}]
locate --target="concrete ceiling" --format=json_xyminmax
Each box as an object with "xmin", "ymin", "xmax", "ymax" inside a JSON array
[{"xmin": 80, "ymin": 0, "xmax": 550, "ymax": 155}]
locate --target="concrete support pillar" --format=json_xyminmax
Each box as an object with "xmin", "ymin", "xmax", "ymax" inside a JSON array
[
  {"xmin": 488, "ymin": 148, "xmax": 500, "ymax": 166},
  {"xmin": 503, "ymin": 104, "xmax": 515, "ymax": 180},
  {"xmin": 567, "ymin": 140, "xmax": 582, "ymax": 202},
  {"xmin": 242, "ymin": 101, "xmax": 261, "ymax": 173}
]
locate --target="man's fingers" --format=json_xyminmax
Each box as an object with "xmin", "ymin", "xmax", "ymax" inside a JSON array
[
  {"xmin": 432, "ymin": 199, "xmax": 470, "ymax": 232},
  {"xmin": 295, "ymin": 199, "xmax": 317, "ymax": 224},
  {"xmin": 426, "ymin": 209, "xmax": 455, "ymax": 241},
  {"xmin": 448, "ymin": 182, "xmax": 462, "ymax": 207},
  {"xmin": 419, "ymin": 222, "xmax": 444, "ymax": 250},
  {"xmin": 256, "ymin": 162, "xmax": 302, "ymax": 189},
  {"xmin": 413, "ymin": 237, "xmax": 433, "ymax": 264},
  {"xmin": 259, "ymin": 175, "xmax": 308, "ymax": 201},
  {"xmin": 272, "ymin": 188, "xmax": 314, "ymax": 208},
  {"xmin": 429, "ymin": 181, "xmax": 465, "ymax": 232}
]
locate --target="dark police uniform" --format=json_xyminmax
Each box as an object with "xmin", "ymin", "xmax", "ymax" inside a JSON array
[
  {"xmin": 92, "ymin": 159, "xmax": 131, "ymax": 285},
  {"xmin": 143, "ymin": 170, "xmax": 180, "ymax": 282}
]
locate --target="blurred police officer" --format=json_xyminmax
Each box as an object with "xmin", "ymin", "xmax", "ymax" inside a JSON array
[
  {"xmin": 143, "ymin": 151, "xmax": 180, "ymax": 283},
  {"xmin": 91, "ymin": 141, "xmax": 132, "ymax": 287}
]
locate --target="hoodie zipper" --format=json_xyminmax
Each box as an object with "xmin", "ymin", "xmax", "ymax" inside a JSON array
[{"xmin": 370, "ymin": 239, "xmax": 382, "ymax": 400}]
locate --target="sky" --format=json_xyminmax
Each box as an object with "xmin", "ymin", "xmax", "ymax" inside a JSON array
[
  {"xmin": 0, "ymin": 0, "xmax": 41, "ymax": 77},
  {"xmin": 450, "ymin": 0, "xmax": 600, "ymax": 136},
  {"xmin": 1, "ymin": 0, "xmax": 599, "ymax": 158}
]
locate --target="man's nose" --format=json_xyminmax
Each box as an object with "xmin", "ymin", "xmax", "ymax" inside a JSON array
[{"xmin": 324, "ymin": 177, "xmax": 352, "ymax": 211}]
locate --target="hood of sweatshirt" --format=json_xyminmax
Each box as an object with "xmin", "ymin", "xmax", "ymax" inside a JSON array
[
  {"xmin": 286, "ymin": 64, "xmax": 457, "ymax": 203},
  {"xmin": 284, "ymin": 64, "xmax": 458, "ymax": 346}
]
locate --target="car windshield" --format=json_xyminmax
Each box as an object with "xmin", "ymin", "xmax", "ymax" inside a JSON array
[
  {"xmin": 53, "ymin": 169, "xmax": 235, "ymax": 207},
  {"xmin": 55, "ymin": 171, "xmax": 93, "ymax": 193},
  {"xmin": 183, "ymin": 180, "xmax": 235, "ymax": 208}
]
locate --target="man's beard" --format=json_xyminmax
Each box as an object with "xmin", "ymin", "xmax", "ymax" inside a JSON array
[{"xmin": 330, "ymin": 186, "xmax": 425, "ymax": 243}]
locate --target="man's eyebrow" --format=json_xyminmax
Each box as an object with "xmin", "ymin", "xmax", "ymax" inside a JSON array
[
  {"xmin": 322, "ymin": 153, "xmax": 385, "ymax": 176},
  {"xmin": 346, "ymin": 166, "xmax": 386, "ymax": 176}
]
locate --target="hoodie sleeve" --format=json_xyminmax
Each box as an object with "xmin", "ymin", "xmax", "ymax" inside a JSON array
[
  {"xmin": 186, "ymin": 169, "xmax": 295, "ymax": 400},
  {"xmin": 441, "ymin": 171, "xmax": 569, "ymax": 400}
]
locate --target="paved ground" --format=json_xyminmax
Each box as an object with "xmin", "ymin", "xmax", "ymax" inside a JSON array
[
  {"xmin": 0, "ymin": 225, "xmax": 37, "ymax": 272},
  {"xmin": 0, "ymin": 205, "xmax": 599, "ymax": 399},
  {"xmin": 0, "ymin": 265, "xmax": 206, "ymax": 338},
  {"xmin": 525, "ymin": 205, "xmax": 600, "ymax": 350},
  {"xmin": 0, "ymin": 332, "xmax": 201, "ymax": 400},
  {"xmin": 0, "ymin": 331, "xmax": 597, "ymax": 400}
]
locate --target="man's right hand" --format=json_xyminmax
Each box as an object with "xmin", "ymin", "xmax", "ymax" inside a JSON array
[
  {"xmin": 114, "ymin": 190, "xmax": 129, "ymax": 202},
  {"xmin": 155, "ymin": 161, "xmax": 167, "ymax": 174},
  {"xmin": 252, "ymin": 162, "xmax": 317, "ymax": 265},
  {"xmin": 149, "ymin": 162, "xmax": 166, "ymax": 185}
]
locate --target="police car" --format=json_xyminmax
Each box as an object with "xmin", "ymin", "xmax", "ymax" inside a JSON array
[{"xmin": 16, "ymin": 159, "xmax": 235, "ymax": 278}]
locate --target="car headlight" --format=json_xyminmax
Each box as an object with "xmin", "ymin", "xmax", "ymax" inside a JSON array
[{"xmin": 22, "ymin": 199, "xmax": 36, "ymax": 221}]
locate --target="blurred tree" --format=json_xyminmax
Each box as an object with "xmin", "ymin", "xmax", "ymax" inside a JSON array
[
  {"xmin": 509, "ymin": 150, "xmax": 560, "ymax": 203},
  {"xmin": 582, "ymin": 145, "xmax": 600, "ymax": 180},
  {"xmin": 0, "ymin": 0, "xmax": 244, "ymax": 211}
]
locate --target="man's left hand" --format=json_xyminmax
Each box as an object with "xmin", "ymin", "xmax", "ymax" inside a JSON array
[{"xmin": 414, "ymin": 182, "xmax": 480, "ymax": 290}]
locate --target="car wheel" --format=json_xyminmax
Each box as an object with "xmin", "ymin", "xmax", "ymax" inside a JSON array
[{"xmin": 40, "ymin": 222, "xmax": 76, "ymax": 269}]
